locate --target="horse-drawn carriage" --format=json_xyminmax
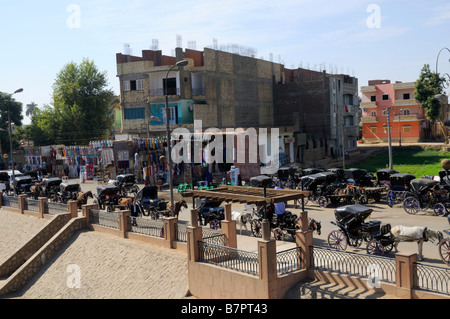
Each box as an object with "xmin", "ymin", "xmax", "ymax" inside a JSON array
[
  {"xmin": 345, "ymin": 168, "xmax": 376, "ymax": 187},
  {"xmin": 57, "ymin": 182, "xmax": 81, "ymax": 203},
  {"xmin": 13, "ymin": 175, "xmax": 33, "ymax": 196},
  {"xmin": 438, "ymin": 215, "xmax": 450, "ymax": 266},
  {"xmin": 376, "ymin": 169, "xmax": 399, "ymax": 187},
  {"xmin": 387, "ymin": 173, "xmax": 416, "ymax": 207},
  {"xmin": 402, "ymin": 178, "xmax": 449, "ymax": 216},
  {"xmin": 249, "ymin": 175, "xmax": 274, "ymax": 188},
  {"xmin": 250, "ymin": 203, "xmax": 299, "ymax": 240},
  {"xmin": 94, "ymin": 185, "xmax": 122, "ymax": 212},
  {"xmin": 134, "ymin": 186, "xmax": 168, "ymax": 219},
  {"xmin": 301, "ymin": 172, "xmax": 347, "ymax": 207},
  {"xmin": 327, "ymin": 204, "xmax": 394, "ymax": 255},
  {"xmin": 197, "ymin": 199, "xmax": 225, "ymax": 229},
  {"xmin": 41, "ymin": 177, "xmax": 63, "ymax": 202},
  {"xmin": 109, "ymin": 174, "xmax": 139, "ymax": 195}
]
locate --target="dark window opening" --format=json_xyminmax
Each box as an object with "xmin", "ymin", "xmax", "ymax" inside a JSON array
[
  {"xmin": 130, "ymin": 80, "xmax": 137, "ymax": 91},
  {"xmin": 382, "ymin": 94, "xmax": 389, "ymax": 101},
  {"xmin": 371, "ymin": 95, "xmax": 376, "ymax": 102},
  {"xmin": 163, "ymin": 78, "xmax": 177, "ymax": 95},
  {"xmin": 403, "ymin": 93, "xmax": 410, "ymax": 100}
]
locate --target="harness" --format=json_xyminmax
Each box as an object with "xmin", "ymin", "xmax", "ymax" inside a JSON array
[{"xmin": 423, "ymin": 227, "xmax": 429, "ymax": 242}]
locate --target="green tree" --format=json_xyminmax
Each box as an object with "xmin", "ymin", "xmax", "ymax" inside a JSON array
[
  {"xmin": 29, "ymin": 58, "xmax": 114, "ymax": 146},
  {"xmin": 415, "ymin": 64, "xmax": 447, "ymax": 142},
  {"xmin": 0, "ymin": 92, "xmax": 23, "ymax": 155},
  {"xmin": 25, "ymin": 102, "xmax": 38, "ymax": 118}
]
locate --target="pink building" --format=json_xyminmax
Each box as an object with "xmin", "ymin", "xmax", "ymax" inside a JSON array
[{"xmin": 360, "ymin": 80, "xmax": 428, "ymax": 143}]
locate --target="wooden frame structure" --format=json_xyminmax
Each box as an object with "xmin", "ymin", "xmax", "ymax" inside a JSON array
[{"xmin": 182, "ymin": 185, "xmax": 311, "ymax": 205}]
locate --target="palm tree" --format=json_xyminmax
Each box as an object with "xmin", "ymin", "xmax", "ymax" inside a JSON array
[{"xmin": 25, "ymin": 102, "xmax": 38, "ymax": 118}]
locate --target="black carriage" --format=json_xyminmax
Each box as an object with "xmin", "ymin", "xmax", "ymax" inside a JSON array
[
  {"xmin": 327, "ymin": 168, "xmax": 347, "ymax": 182},
  {"xmin": 249, "ymin": 175, "xmax": 274, "ymax": 188},
  {"xmin": 135, "ymin": 186, "xmax": 168, "ymax": 219},
  {"xmin": 0, "ymin": 171, "xmax": 11, "ymax": 194},
  {"xmin": 376, "ymin": 169, "xmax": 399, "ymax": 186},
  {"xmin": 250, "ymin": 203, "xmax": 299, "ymax": 240},
  {"xmin": 301, "ymin": 168, "xmax": 324, "ymax": 176},
  {"xmin": 41, "ymin": 177, "xmax": 63, "ymax": 201},
  {"xmin": 13, "ymin": 175, "xmax": 33, "ymax": 196},
  {"xmin": 345, "ymin": 168, "xmax": 376, "ymax": 187},
  {"xmin": 327, "ymin": 204, "xmax": 394, "ymax": 255},
  {"xmin": 439, "ymin": 169, "xmax": 450, "ymax": 191},
  {"xmin": 301, "ymin": 172, "xmax": 350, "ymax": 207},
  {"xmin": 94, "ymin": 185, "xmax": 122, "ymax": 212},
  {"xmin": 57, "ymin": 182, "xmax": 81, "ymax": 203},
  {"xmin": 403, "ymin": 178, "xmax": 449, "ymax": 216},
  {"xmin": 115, "ymin": 174, "xmax": 139, "ymax": 195},
  {"xmin": 275, "ymin": 166, "xmax": 297, "ymax": 189},
  {"xmin": 387, "ymin": 173, "xmax": 416, "ymax": 207},
  {"xmin": 197, "ymin": 199, "xmax": 225, "ymax": 230}
]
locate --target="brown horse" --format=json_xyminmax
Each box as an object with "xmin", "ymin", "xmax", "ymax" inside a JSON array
[
  {"xmin": 168, "ymin": 200, "xmax": 188, "ymax": 219},
  {"xmin": 30, "ymin": 182, "xmax": 43, "ymax": 200},
  {"xmin": 76, "ymin": 191, "xmax": 93, "ymax": 209}
]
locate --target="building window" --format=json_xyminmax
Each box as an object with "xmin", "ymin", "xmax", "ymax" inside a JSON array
[
  {"xmin": 344, "ymin": 115, "xmax": 354, "ymax": 127},
  {"xmin": 370, "ymin": 127, "xmax": 377, "ymax": 133},
  {"xmin": 371, "ymin": 111, "xmax": 377, "ymax": 117},
  {"xmin": 403, "ymin": 109, "xmax": 410, "ymax": 115},
  {"xmin": 136, "ymin": 79, "xmax": 144, "ymax": 91},
  {"xmin": 382, "ymin": 94, "xmax": 389, "ymax": 101},
  {"xmin": 403, "ymin": 93, "xmax": 410, "ymax": 100},
  {"xmin": 123, "ymin": 80, "xmax": 130, "ymax": 92},
  {"xmin": 382, "ymin": 109, "xmax": 389, "ymax": 116},
  {"xmin": 163, "ymin": 78, "xmax": 177, "ymax": 95},
  {"xmin": 124, "ymin": 107, "xmax": 145, "ymax": 120},
  {"xmin": 168, "ymin": 106, "xmax": 177, "ymax": 125},
  {"xmin": 371, "ymin": 95, "xmax": 376, "ymax": 102},
  {"xmin": 403, "ymin": 126, "xmax": 411, "ymax": 133}
]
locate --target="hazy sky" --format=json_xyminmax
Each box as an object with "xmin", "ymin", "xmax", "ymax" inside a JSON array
[{"xmin": 2, "ymin": 0, "xmax": 450, "ymax": 124}]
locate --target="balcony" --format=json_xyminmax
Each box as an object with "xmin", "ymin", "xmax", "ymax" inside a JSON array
[
  {"xmin": 393, "ymin": 82, "xmax": 415, "ymax": 90},
  {"xmin": 360, "ymin": 101, "xmax": 377, "ymax": 108},
  {"xmin": 395, "ymin": 113, "xmax": 425, "ymax": 121},
  {"xmin": 360, "ymin": 116, "xmax": 378, "ymax": 123},
  {"xmin": 149, "ymin": 88, "xmax": 181, "ymax": 96},
  {"xmin": 393, "ymin": 99, "xmax": 419, "ymax": 106},
  {"xmin": 360, "ymin": 85, "xmax": 376, "ymax": 92}
]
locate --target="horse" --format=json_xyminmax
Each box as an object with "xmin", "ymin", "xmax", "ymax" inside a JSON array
[
  {"xmin": 390, "ymin": 225, "xmax": 444, "ymax": 261},
  {"xmin": 231, "ymin": 211, "xmax": 252, "ymax": 234},
  {"xmin": 76, "ymin": 191, "xmax": 93, "ymax": 209},
  {"xmin": 168, "ymin": 200, "xmax": 188, "ymax": 219},
  {"xmin": 294, "ymin": 217, "xmax": 322, "ymax": 235},
  {"xmin": 30, "ymin": 182, "xmax": 43, "ymax": 200}
]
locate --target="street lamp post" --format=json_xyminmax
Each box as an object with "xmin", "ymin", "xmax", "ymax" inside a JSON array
[
  {"xmin": 164, "ymin": 60, "xmax": 188, "ymax": 209},
  {"xmin": 386, "ymin": 107, "xmax": 393, "ymax": 169},
  {"xmin": 8, "ymin": 88, "xmax": 23, "ymax": 193},
  {"xmin": 398, "ymin": 109, "xmax": 402, "ymax": 147}
]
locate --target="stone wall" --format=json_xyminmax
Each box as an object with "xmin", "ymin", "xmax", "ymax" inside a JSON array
[
  {"xmin": 0, "ymin": 213, "xmax": 72, "ymax": 278},
  {"xmin": 0, "ymin": 217, "xmax": 86, "ymax": 296}
]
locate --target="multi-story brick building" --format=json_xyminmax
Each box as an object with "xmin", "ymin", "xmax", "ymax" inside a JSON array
[
  {"xmin": 360, "ymin": 80, "xmax": 429, "ymax": 143},
  {"xmin": 116, "ymin": 47, "xmax": 359, "ymax": 178}
]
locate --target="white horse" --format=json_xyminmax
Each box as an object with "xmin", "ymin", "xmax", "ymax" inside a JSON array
[
  {"xmin": 390, "ymin": 225, "xmax": 444, "ymax": 261},
  {"xmin": 231, "ymin": 211, "xmax": 252, "ymax": 234}
]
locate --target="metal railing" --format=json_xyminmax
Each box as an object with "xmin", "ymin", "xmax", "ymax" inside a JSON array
[
  {"xmin": 276, "ymin": 247, "xmax": 303, "ymax": 275},
  {"xmin": 175, "ymin": 223, "xmax": 187, "ymax": 242},
  {"xmin": 2, "ymin": 195, "xmax": 18, "ymax": 208},
  {"xmin": 415, "ymin": 262, "xmax": 450, "ymax": 295},
  {"xmin": 129, "ymin": 216, "xmax": 164, "ymax": 238},
  {"xmin": 90, "ymin": 210, "xmax": 119, "ymax": 229},
  {"xmin": 46, "ymin": 201, "xmax": 68, "ymax": 215},
  {"xmin": 198, "ymin": 241, "xmax": 259, "ymax": 276},
  {"xmin": 311, "ymin": 246, "xmax": 396, "ymax": 284},
  {"xmin": 203, "ymin": 233, "xmax": 227, "ymax": 246},
  {"xmin": 24, "ymin": 198, "xmax": 39, "ymax": 212}
]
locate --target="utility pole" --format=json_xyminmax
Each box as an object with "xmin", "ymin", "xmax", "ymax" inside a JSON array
[{"xmin": 387, "ymin": 107, "xmax": 393, "ymax": 169}]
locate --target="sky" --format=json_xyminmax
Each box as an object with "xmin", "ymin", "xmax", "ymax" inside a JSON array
[{"xmin": 1, "ymin": 0, "xmax": 450, "ymax": 125}]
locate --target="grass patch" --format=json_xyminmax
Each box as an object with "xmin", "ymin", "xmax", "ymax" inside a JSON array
[{"xmin": 351, "ymin": 147, "xmax": 450, "ymax": 177}]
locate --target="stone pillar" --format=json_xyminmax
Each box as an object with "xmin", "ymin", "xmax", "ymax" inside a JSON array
[
  {"xmin": 295, "ymin": 211, "xmax": 314, "ymax": 270},
  {"xmin": 18, "ymin": 194, "xmax": 27, "ymax": 214},
  {"xmin": 38, "ymin": 197, "xmax": 48, "ymax": 218},
  {"xmin": 395, "ymin": 252, "xmax": 418, "ymax": 299},
  {"xmin": 119, "ymin": 210, "xmax": 131, "ymax": 238},
  {"xmin": 67, "ymin": 200, "xmax": 78, "ymax": 218},
  {"xmin": 221, "ymin": 203, "xmax": 237, "ymax": 248},
  {"xmin": 81, "ymin": 204, "xmax": 98, "ymax": 225},
  {"xmin": 187, "ymin": 209, "xmax": 203, "ymax": 262},
  {"xmin": 164, "ymin": 217, "xmax": 178, "ymax": 249},
  {"xmin": 258, "ymin": 237, "xmax": 277, "ymax": 282}
]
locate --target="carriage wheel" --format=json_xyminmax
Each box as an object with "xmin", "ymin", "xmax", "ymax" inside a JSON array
[
  {"xmin": 328, "ymin": 230, "xmax": 348, "ymax": 250},
  {"xmin": 358, "ymin": 194, "xmax": 368, "ymax": 205},
  {"xmin": 438, "ymin": 238, "xmax": 450, "ymax": 266},
  {"xmin": 433, "ymin": 203, "xmax": 447, "ymax": 216},
  {"xmin": 366, "ymin": 239, "xmax": 384, "ymax": 255},
  {"xmin": 251, "ymin": 219, "xmax": 262, "ymax": 237},
  {"xmin": 403, "ymin": 197, "xmax": 419, "ymax": 215},
  {"xmin": 273, "ymin": 228, "xmax": 284, "ymax": 241},
  {"xmin": 318, "ymin": 196, "xmax": 327, "ymax": 208}
]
